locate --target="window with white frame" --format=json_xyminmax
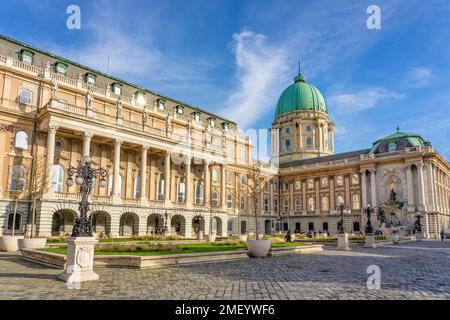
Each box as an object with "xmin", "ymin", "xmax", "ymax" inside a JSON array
[
  {"xmin": 178, "ymin": 181, "xmax": 186, "ymax": 203},
  {"xmin": 19, "ymin": 88, "xmax": 33, "ymax": 105},
  {"xmin": 7, "ymin": 212, "xmax": 22, "ymax": 231},
  {"xmin": 227, "ymin": 172, "xmax": 233, "ymax": 184},
  {"xmin": 283, "ymin": 199, "xmax": 289, "ymax": 212},
  {"xmin": 157, "ymin": 99, "xmax": 165, "ymax": 110},
  {"xmin": 55, "ymin": 62, "xmax": 67, "ymax": 76},
  {"xmin": 352, "ymin": 194, "xmax": 361, "ymax": 210},
  {"xmin": 336, "ymin": 175, "xmax": 344, "ymax": 186},
  {"xmin": 193, "ymin": 112, "xmax": 201, "ymax": 122},
  {"xmin": 196, "ymin": 184, "xmax": 204, "ymax": 205},
  {"xmin": 239, "ymin": 196, "xmax": 245, "ymax": 210},
  {"xmin": 14, "ymin": 131, "xmax": 29, "ymax": 149},
  {"xmin": 295, "ymin": 198, "xmax": 302, "ymax": 212},
  {"xmin": 308, "ymin": 197, "xmax": 315, "ymax": 211},
  {"xmin": 211, "ymin": 191, "xmax": 219, "ymax": 206},
  {"xmin": 307, "ymin": 179, "xmax": 314, "ymax": 189},
  {"xmin": 285, "ymin": 139, "xmax": 291, "ymax": 151},
  {"xmin": 157, "ymin": 179, "xmax": 164, "ymax": 200},
  {"xmin": 134, "ymin": 176, "xmax": 141, "ymax": 198},
  {"xmin": 211, "ymin": 169, "xmax": 218, "ymax": 182},
  {"xmin": 321, "ymin": 177, "xmax": 328, "ymax": 187},
  {"xmin": 175, "ymin": 105, "xmax": 184, "ymax": 114},
  {"xmin": 336, "ymin": 195, "xmax": 344, "ymax": 207},
  {"xmin": 9, "ymin": 165, "xmax": 26, "ymax": 191},
  {"xmin": 108, "ymin": 174, "xmax": 123, "ymax": 196},
  {"xmin": 321, "ymin": 197, "xmax": 329, "ymax": 211},
  {"xmin": 51, "ymin": 165, "xmax": 64, "ymax": 192},
  {"xmin": 227, "ymin": 193, "xmax": 233, "ymax": 208},
  {"xmin": 135, "ymin": 91, "xmax": 146, "ymax": 106},
  {"xmin": 111, "ymin": 83, "xmax": 122, "ymax": 95},
  {"xmin": 20, "ymin": 50, "xmax": 33, "ymax": 64},
  {"xmin": 85, "ymin": 73, "xmax": 96, "ymax": 85}
]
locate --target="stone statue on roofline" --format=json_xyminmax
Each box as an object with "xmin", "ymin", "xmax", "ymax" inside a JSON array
[
  {"xmin": 51, "ymin": 77, "xmax": 58, "ymax": 98},
  {"xmin": 85, "ymin": 87, "xmax": 93, "ymax": 109},
  {"xmin": 116, "ymin": 96, "xmax": 123, "ymax": 119}
]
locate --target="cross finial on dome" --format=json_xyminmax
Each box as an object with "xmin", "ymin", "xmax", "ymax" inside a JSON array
[
  {"xmin": 298, "ymin": 60, "xmax": 301, "ymax": 75},
  {"xmin": 396, "ymin": 125, "xmax": 400, "ymax": 132}
]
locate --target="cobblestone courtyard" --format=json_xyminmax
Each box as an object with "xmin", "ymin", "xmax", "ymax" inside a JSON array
[{"xmin": 1, "ymin": 240, "xmax": 449, "ymax": 300}]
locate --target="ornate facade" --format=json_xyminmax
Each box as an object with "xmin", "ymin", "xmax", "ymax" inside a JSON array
[{"xmin": 0, "ymin": 35, "xmax": 449, "ymax": 239}]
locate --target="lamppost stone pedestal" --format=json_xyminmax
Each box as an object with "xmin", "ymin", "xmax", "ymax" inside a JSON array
[
  {"xmin": 58, "ymin": 237, "xmax": 99, "ymax": 283},
  {"xmin": 337, "ymin": 233, "xmax": 351, "ymax": 251},
  {"xmin": 416, "ymin": 231, "xmax": 425, "ymax": 241},
  {"xmin": 363, "ymin": 233, "xmax": 377, "ymax": 248}
]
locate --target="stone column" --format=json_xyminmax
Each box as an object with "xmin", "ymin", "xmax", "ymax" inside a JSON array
[
  {"xmin": 315, "ymin": 178, "xmax": 320, "ymax": 215},
  {"xmin": 298, "ymin": 123, "xmax": 303, "ymax": 149},
  {"xmin": 140, "ymin": 145, "xmax": 148, "ymax": 205},
  {"xmin": 82, "ymin": 131, "xmax": 93, "ymax": 157},
  {"xmin": 185, "ymin": 156, "xmax": 192, "ymax": 208},
  {"xmin": 361, "ymin": 170, "xmax": 368, "ymax": 208},
  {"xmin": 329, "ymin": 176, "xmax": 335, "ymax": 214},
  {"xmin": 302, "ymin": 180, "xmax": 307, "ymax": 215},
  {"xmin": 44, "ymin": 124, "xmax": 58, "ymax": 197},
  {"xmin": 426, "ymin": 163, "xmax": 436, "ymax": 212},
  {"xmin": 164, "ymin": 151, "xmax": 171, "ymax": 205},
  {"xmin": 345, "ymin": 174, "xmax": 351, "ymax": 208},
  {"xmin": 289, "ymin": 181, "xmax": 294, "ymax": 216},
  {"xmin": 416, "ymin": 162, "xmax": 426, "ymax": 211},
  {"xmin": 270, "ymin": 179, "xmax": 274, "ymax": 215},
  {"xmin": 220, "ymin": 164, "xmax": 227, "ymax": 211},
  {"xmin": 204, "ymin": 160, "xmax": 210, "ymax": 206},
  {"xmin": 406, "ymin": 164, "xmax": 415, "ymax": 212},
  {"xmin": 370, "ymin": 169, "xmax": 377, "ymax": 209},
  {"xmin": 112, "ymin": 139, "xmax": 123, "ymax": 203}
]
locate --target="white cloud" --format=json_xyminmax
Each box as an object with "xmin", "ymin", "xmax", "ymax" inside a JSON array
[
  {"xmin": 328, "ymin": 87, "xmax": 406, "ymax": 113},
  {"xmin": 408, "ymin": 67, "xmax": 433, "ymax": 88},
  {"xmin": 221, "ymin": 30, "xmax": 289, "ymax": 129}
]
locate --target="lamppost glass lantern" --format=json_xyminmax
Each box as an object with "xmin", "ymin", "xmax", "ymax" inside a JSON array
[{"xmin": 66, "ymin": 156, "xmax": 108, "ymax": 237}]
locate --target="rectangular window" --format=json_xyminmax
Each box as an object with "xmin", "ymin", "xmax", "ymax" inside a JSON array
[
  {"xmin": 19, "ymin": 89, "xmax": 33, "ymax": 105},
  {"xmin": 55, "ymin": 63, "xmax": 67, "ymax": 76},
  {"xmin": 21, "ymin": 50, "xmax": 33, "ymax": 65}
]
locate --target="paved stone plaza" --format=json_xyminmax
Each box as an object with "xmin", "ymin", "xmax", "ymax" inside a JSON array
[{"xmin": 1, "ymin": 240, "xmax": 449, "ymax": 300}]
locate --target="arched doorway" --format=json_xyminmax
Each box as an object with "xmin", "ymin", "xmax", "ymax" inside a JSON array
[
  {"xmin": 147, "ymin": 213, "xmax": 164, "ymax": 235},
  {"xmin": 171, "ymin": 215, "xmax": 186, "ymax": 237},
  {"xmin": 91, "ymin": 211, "xmax": 111, "ymax": 236},
  {"xmin": 211, "ymin": 217, "xmax": 223, "ymax": 236},
  {"xmin": 51, "ymin": 210, "xmax": 77, "ymax": 237},
  {"xmin": 192, "ymin": 215, "xmax": 205, "ymax": 237},
  {"xmin": 264, "ymin": 220, "xmax": 271, "ymax": 235},
  {"xmin": 119, "ymin": 212, "xmax": 139, "ymax": 236}
]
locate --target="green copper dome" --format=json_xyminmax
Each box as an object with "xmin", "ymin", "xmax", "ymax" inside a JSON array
[
  {"xmin": 369, "ymin": 127, "xmax": 430, "ymax": 153},
  {"xmin": 275, "ymin": 74, "xmax": 327, "ymax": 118}
]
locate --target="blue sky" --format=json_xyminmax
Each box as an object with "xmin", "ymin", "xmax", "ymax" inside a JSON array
[{"xmin": 1, "ymin": 0, "xmax": 450, "ymax": 159}]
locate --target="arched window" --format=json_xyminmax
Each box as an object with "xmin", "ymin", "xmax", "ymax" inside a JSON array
[
  {"xmin": 285, "ymin": 139, "xmax": 291, "ymax": 151},
  {"xmin": 7, "ymin": 212, "xmax": 22, "ymax": 231},
  {"xmin": 321, "ymin": 197, "xmax": 329, "ymax": 211},
  {"xmin": 196, "ymin": 184, "xmax": 204, "ymax": 204},
  {"xmin": 157, "ymin": 179, "xmax": 165, "ymax": 200},
  {"xmin": 134, "ymin": 176, "xmax": 141, "ymax": 198},
  {"xmin": 336, "ymin": 195, "xmax": 344, "ymax": 207},
  {"xmin": 211, "ymin": 169, "xmax": 218, "ymax": 182},
  {"xmin": 211, "ymin": 191, "xmax": 219, "ymax": 206},
  {"xmin": 227, "ymin": 172, "xmax": 233, "ymax": 184},
  {"xmin": 9, "ymin": 165, "xmax": 26, "ymax": 191},
  {"xmin": 308, "ymin": 197, "xmax": 315, "ymax": 211},
  {"xmin": 178, "ymin": 181, "xmax": 185, "ymax": 203},
  {"xmin": 227, "ymin": 193, "xmax": 233, "ymax": 208},
  {"xmin": 14, "ymin": 131, "xmax": 29, "ymax": 149},
  {"xmin": 239, "ymin": 196, "xmax": 245, "ymax": 210},
  {"xmin": 295, "ymin": 198, "xmax": 302, "ymax": 212},
  {"xmin": 51, "ymin": 165, "xmax": 64, "ymax": 192},
  {"xmin": 108, "ymin": 174, "xmax": 123, "ymax": 196},
  {"xmin": 239, "ymin": 174, "xmax": 245, "ymax": 186},
  {"xmin": 352, "ymin": 194, "xmax": 361, "ymax": 210}
]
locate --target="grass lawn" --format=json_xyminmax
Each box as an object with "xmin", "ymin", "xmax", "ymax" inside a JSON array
[
  {"xmin": 40, "ymin": 241, "xmax": 309, "ymax": 256},
  {"xmin": 47, "ymin": 237, "xmax": 194, "ymax": 244}
]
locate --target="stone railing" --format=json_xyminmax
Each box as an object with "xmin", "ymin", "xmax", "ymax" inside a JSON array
[
  {"xmin": 90, "ymin": 195, "xmax": 111, "ymax": 203},
  {"xmin": 54, "ymin": 192, "xmax": 80, "ymax": 201}
]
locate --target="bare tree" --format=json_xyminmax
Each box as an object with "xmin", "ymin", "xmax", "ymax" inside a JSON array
[
  {"xmin": 237, "ymin": 165, "xmax": 268, "ymax": 240},
  {"xmin": 9, "ymin": 165, "xmax": 27, "ymax": 236}
]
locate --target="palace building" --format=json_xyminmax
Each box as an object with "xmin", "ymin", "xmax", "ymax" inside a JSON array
[{"xmin": 0, "ymin": 34, "xmax": 449, "ymax": 239}]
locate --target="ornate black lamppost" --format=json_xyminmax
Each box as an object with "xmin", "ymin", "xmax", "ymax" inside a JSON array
[
  {"xmin": 66, "ymin": 155, "xmax": 107, "ymax": 237},
  {"xmin": 363, "ymin": 205, "xmax": 375, "ymax": 234},
  {"xmin": 414, "ymin": 213, "xmax": 422, "ymax": 233},
  {"xmin": 336, "ymin": 203, "xmax": 350, "ymax": 234},
  {"xmin": 59, "ymin": 155, "xmax": 107, "ymax": 283}
]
